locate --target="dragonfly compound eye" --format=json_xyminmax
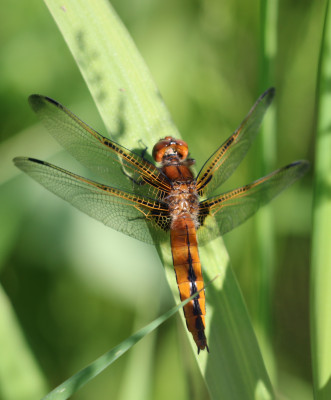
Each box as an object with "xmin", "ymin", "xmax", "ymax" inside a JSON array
[{"xmin": 152, "ymin": 137, "xmax": 189, "ymax": 162}]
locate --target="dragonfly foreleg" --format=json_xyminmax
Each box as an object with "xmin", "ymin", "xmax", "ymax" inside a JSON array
[{"xmin": 137, "ymin": 139, "xmax": 149, "ymax": 160}]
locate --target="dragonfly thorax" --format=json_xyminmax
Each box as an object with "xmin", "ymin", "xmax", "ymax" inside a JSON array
[{"xmin": 166, "ymin": 181, "xmax": 200, "ymax": 229}]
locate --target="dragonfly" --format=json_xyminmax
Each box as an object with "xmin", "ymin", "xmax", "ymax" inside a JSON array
[{"xmin": 14, "ymin": 88, "xmax": 309, "ymax": 353}]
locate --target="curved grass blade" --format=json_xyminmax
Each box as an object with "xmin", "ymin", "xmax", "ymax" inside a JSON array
[{"xmin": 42, "ymin": 283, "xmax": 215, "ymax": 400}]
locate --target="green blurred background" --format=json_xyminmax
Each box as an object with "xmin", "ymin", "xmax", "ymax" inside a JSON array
[{"xmin": 0, "ymin": 0, "xmax": 319, "ymax": 399}]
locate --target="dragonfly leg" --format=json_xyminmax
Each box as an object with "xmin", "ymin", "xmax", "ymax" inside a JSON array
[{"xmin": 137, "ymin": 139, "xmax": 149, "ymax": 160}]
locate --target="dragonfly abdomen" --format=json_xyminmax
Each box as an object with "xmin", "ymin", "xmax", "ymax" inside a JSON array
[{"xmin": 170, "ymin": 216, "xmax": 208, "ymax": 353}]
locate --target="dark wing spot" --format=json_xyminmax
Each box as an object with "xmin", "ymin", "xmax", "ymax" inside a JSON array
[
  {"xmin": 150, "ymin": 208, "xmax": 171, "ymax": 231},
  {"xmin": 198, "ymin": 205, "xmax": 211, "ymax": 227},
  {"xmin": 198, "ymin": 173, "xmax": 213, "ymax": 195}
]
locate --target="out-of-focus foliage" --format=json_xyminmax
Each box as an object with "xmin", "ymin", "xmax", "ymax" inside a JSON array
[{"xmin": 0, "ymin": 0, "xmax": 319, "ymax": 399}]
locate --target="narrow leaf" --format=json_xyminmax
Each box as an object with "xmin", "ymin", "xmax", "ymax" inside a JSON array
[
  {"xmin": 42, "ymin": 286, "xmax": 212, "ymax": 400},
  {"xmin": 311, "ymin": 1, "xmax": 331, "ymax": 399}
]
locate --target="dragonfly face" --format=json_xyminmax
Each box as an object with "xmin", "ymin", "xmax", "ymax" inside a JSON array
[{"xmin": 13, "ymin": 88, "xmax": 309, "ymax": 353}]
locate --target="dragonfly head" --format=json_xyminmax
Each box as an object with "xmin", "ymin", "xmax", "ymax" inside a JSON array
[{"xmin": 152, "ymin": 136, "xmax": 189, "ymax": 163}]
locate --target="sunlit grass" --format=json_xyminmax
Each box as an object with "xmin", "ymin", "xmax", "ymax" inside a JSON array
[{"xmin": 311, "ymin": 1, "xmax": 331, "ymax": 399}]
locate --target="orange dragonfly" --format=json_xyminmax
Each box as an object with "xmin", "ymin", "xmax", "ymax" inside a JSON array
[{"xmin": 14, "ymin": 88, "xmax": 309, "ymax": 353}]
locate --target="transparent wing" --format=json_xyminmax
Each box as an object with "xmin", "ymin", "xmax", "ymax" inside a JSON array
[
  {"xmin": 197, "ymin": 161, "xmax": 309, "ymax": 245},
  {"xmin": 14, "ymin": 157, "xmax": 170, "ymax": 245},
  {"xmin": 196, "ymin": 88, "xmax": 275, "ymax": 197},
  {"xmin": 29, "ymin": 95, "xmax": 171, "ymax": 198}
]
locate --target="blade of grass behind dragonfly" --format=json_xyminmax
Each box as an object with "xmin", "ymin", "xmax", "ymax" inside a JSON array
[
  {"xmin": 42, "ymin": 283, "xmax": 215, "ymax": 400},
  {"xmin": 311, "ymin": 1, "xmax": 331, "ymax": 399},
  {"xmin": 255, "ymin": 0, "xmax": 278, "ymax": 382},
  {"xmin": 43, "ymin": 0, "xmax": 273, "ymax": 398}
]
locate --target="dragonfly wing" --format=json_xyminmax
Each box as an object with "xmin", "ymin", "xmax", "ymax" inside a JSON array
[
  {"xmin": 197, "ymin": 160, "xmax": 309, "ymax": 245},
  {"xmin": 14, "ymin": 157, "xmax": 170, "ymax": 245},
  {"xmin": 196, "ymin": 88, "xmax": 275, "ymax": 197},
  {"xmin": 29, "ymin": 95, "xmax": 171, "ymax": 198}
]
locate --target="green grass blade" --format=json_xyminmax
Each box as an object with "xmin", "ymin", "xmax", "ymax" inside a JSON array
[
  {"xmin": 41, "ymin": 287, "xmax": 211, "ymax": 400},
  {"xmin": 311, "ymin": 1, "xmax": 331, "ymax": 398},
  {"xmin": 43, "ymin": 1, "xmax": 273, "ymax": 398},
  {"xmin": 255, "ymin": 0, "xmax": 279, "ymax": 381},
  {"xmin": 44, "ymin": 0, "xmax": 179, "ymax": 149}
]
